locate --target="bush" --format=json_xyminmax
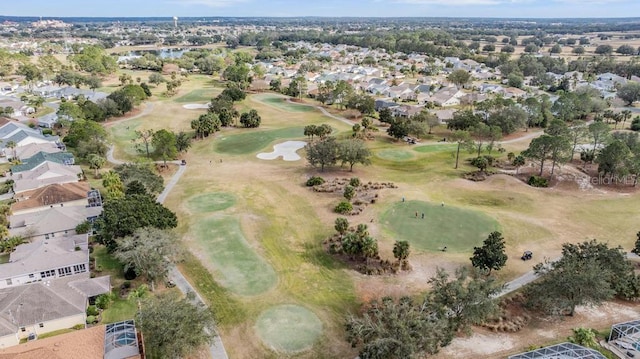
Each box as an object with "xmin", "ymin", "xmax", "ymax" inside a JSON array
[
  {"xmin": 86, "ymin": 305, "xmax": 99, "ymax": 316},
  {"xmin": 124, "ymin": 267, "xmax": 137, "ymax": 280},
  {"xmin": 95, "ymin": 293, "xmax": 112, "ymax": 309},
  {"xmin": 631, "ymin": 117, "xmax": 640, "ymax": 131},
  {"xmin": 306, "ymin": 176, "xmax": 325, "ymax": 186},
  {"xmin": 42, "ymin": 128, "xmax": 53, "ymax": 135},
  {"xmin": 86, "ymin": 315, "xmax": 97, "ymax": 324},
  {"xmin": 72, "ymin": 324, "xmax": 85, "ymax": 330},
  {"xmin": 527, "ymin": 175, "xmax": 549, "ymax": 188},
  {"xmin": 335, "ymin": 201, "xmax": 353, "ymax": 214},
  {"xmin": 349, "ymin": 177, "xmax": 361, "ymax": 187},
  {"xmin": 75, "ymin": 220, "xmax": 91, "ymax": 234},
  {"xmin": 122, "ymin": 281, "xmax": 132, "ymax": 289},
  {"xmin": 344, "ymin": 185, "xmax": 356, "ymax": 201}
]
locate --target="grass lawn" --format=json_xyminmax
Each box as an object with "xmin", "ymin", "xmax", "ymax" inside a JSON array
[
  {"xmin": 109, "ymin": 118, "xmax": 143, "ymax": 160},
  {"xmin": 255, "ymin": 304, "xmax": 323, "ymax": 353},
  {"xmin": 380, "ymin": 200, "xmax": 500, "ymax": 252},
  {"xmin": 0, "ymin": 253, "xmax": 8, "ymax": 264},
  {"xmin": 214, "ymin": 127, "xmax": 305, "ymax": 155},
  {"xmin": 101, "ymin": 295, "xmax": 138, "ymax": 324},
  {"xmin": 414, "ymin": 143, "xmax": 457, "ymax": 153},
  {"xmin": 187, "ymin": 192, "xmax": 236, "ymax": 213},
  {"xmin": 375, "ymin": 149, "xmax": 415, "ymax": 161},
  {"xmin": 36, "ymin": 328, "xmax": 78, "ymax": 340},
  {"xmin": 253, "ymin": 93, "xmax": 315, "ymax": 113},
  {"xmin": 93, "ymin": 246, "xmax": 124, "ymax": 278},
  {"xmin": 174, "ymin": 88, "xmax": 219, "ymax": 103},
  {"xmin": 192, "ymin": 215, "xmax": 277, "ymax": 296}
]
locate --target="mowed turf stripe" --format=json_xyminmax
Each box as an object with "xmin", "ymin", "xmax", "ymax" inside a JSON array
[{"xmin": 193, "ymin": 216, "xmax": 277, "ymax": 296}]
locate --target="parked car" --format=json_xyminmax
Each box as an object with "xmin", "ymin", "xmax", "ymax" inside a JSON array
[{"xmin": 521, "ymin": 251, "xmax": 533, "ymax": 261}]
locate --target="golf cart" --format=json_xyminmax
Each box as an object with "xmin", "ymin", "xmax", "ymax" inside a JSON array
[{"xmin": 521, "ymin": 251, "xmax": 533, "ymax": 261}]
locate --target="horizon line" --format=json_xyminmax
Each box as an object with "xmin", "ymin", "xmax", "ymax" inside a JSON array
[{"xmin": 3, "ymin": 15, "xmax": 640, "ymax": 20}]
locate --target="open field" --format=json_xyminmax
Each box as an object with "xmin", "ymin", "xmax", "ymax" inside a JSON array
[
  {"xmin": 255, "ymin": 304, "xmax": 324, "ymax": 353},
  {"xmin": 108, "ymin": 71, "xmax": 640, "ymax": 358},
  {"xmin": 380, "ymin": 200, "xmax": 500, "ymax": 252},
  {"xmin": 253, "ymin": 93, "xmax": 315, "ymax": 113}
]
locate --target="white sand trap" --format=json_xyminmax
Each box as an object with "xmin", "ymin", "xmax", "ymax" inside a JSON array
[
  {"xmin": 183, "ymin": 103, "xmax": 210, "ymax": 110},
  {"xmin": 257, "ymin": 141, "xmax": 306, "ymax": 161}
]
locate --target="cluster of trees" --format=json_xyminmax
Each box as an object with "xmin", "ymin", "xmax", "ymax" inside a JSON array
[
  {"xmin": 69, "ymin": 45, "xmax": 117, "ymax": 75},
  {"xmin": 53, "ymin": 70, "xmax": 102, "ymax": 90},
  {"xmin": 526, "ymin": 240, "xmax": 640, "ymax": 316},
  {"xmin": 384, "ymin": 109, "xmax": 440, "ymax": 141},
  {"xmin": 305, "ymin": 129, "xmax": 372, "ymax": 172},
  {"xmin": 133, "ymin": 128, "xmax": 190, "ymax": 164},
  {"xmin": 595, "ymin": 132, "xmax": 640, "ymax": 186},
  {"xmin": 346, "ymin": 267, "xmax": 501, "ymax": 358}
]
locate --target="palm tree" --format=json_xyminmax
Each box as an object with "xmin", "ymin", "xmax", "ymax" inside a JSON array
[
  {"xmin": 5, "ymin": 140, "xmax": 16, "ymax": 161},
  {"xmin": 621, "ymin": 110, "xmax": 633, "ymax": 129},
  {"xmin": 87, "ymin": 154, "xmax": 106, "ymax": 178}
]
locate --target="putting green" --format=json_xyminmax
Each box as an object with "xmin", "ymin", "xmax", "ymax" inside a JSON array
[
  {"xmin": 254, "ymin": 94, "xmax": 314, "ymax": 113},
  {"xmin": 214, "ymin": 127, "xmax": 304, "ymax": 155},
  {"xmin": 380, "ymin": 200, "xmax": 500, "ymax": 252},
  {"xmin": 187, "ymin": 193, "xmax": 235, "ymax": 213},
  {"xmin": 376, "ymin": 149, "xmax": 415, "ymax": 161},
  {"xmin": 193, "ymin": 216, "xmax": 277, "ymax": 296},
  {"xmin": 255, "ymin": 304, "xmax": 323, "ymax": 353},
  {"xmin": 414, "ymin": 144, "xmax": 457, "ymax": 153}
]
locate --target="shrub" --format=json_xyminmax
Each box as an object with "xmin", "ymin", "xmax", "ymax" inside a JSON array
[
  {"xmin": 42, "ymin": 128, "xmax": 53, "ymax": 135},
  {"xmin": 343, "ymin": 185, "xmax": 356, "ymax": 201},
  {"xmin": 527, "ymin": 175, "xmax": 549, "ymax": 188},
  {"xmin": 95, "ymin": 293, "xmax": 112, "ymax": 310},
  {"xmin": 124, "ymin": 267, "xmax": 137, "ymax": 280},
  {"xmin": 72, "ymin": 324, "xmax": 85, "ymax": 330},
  {"xmin": 349, "ymin": 177, "xmax": 361, "ymax": 187},
  {"xmin": 334, "ymin": 201, "xmax": 353, "ymax": 214},
  {"xmin": 86, "ymin": 315, "xmax": 96, "ymax": 324},
  {"xmin": 75, "ymin": 220, "xmax": 91, "ymax": 234},
  {"xmin": 306, "ymin": 176, "xmax": 325, "ymax": 186},
  {"xmin": 631, "ymin": 117, "xmax": 640, "ymax": 131},
  {"xmin": 122, "ymin": 281, "xmax": 132, "ymax": 289},
  {"xmin": 86, "ymin": 305, "xmax": 99, "ymax": 316}
]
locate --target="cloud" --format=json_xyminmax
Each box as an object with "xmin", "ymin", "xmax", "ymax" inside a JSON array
[{"xmin": 169, "ymin": 0, "xmax": 249, "ymax": 7}]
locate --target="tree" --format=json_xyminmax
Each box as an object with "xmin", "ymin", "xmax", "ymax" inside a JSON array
[
  {"xmin": 338, "ymin": 139, "xmax": 372, "ymax": 171},
  {"xmin": 596, "ymin": 140, "xmax": 631, "ymax": 178},
  {"xmin": 568, "ymin": 122, "xmax": 588, "ymax": 160},
  {"xmin": 346, "ymin": 296, "xmax": 451, "ymax": 359},
  {"xmin": 102, "ymin": 170, "xmax": 125, "ymax": 200},
  {"xmin": 632, "ymin": 231, "xmax": 640, "ymax": 256},
  {"xmin": 594, "ymin": 44, "xmax": 613, "ymax": 55},
  {"xmin": 335, "ymin": 217, "xmax": 349, "ymax": 236},
  {"xmin": 448, "ymin": 69, "xmax": 471, "ymax": 88},
  {"xmin": 125, "ymin": 180, "xmax": 148, "ymax": 196},
  {"xmin": 239, "ymin": 109, "xmax": 261, "ymax": 128},
  {"xmin": 572, "ymin": 46, "xmax": 585, "ymax": 55},
  {"xmin": 16, "ymin": 63, "xmax": 42, "ymax": 89},
  {"xmin": 450, "ymin": 130, "xmax": 473, "ymax": 169},
  {"xmin": 137, "ymin": 292, "xmax": 215, "ymax": 359},
  {"xmin": 175, "ymin": 131, "xmax": 192, "ymax": 153},
  {"xmin": 471, "ymin": 123, "xmax": 495, "ymax": 157},
  {"xmin": 470, "ymin": 232, "xmax": 508, "ymax": 274},
  {"xmin": 426, "ymin": 267, "xmax": 502, "ymax": 334},
  {"xmin": 588, "ymin": 121, "xmax": 611, "ymax": 153},
  {"xmin": 487, "ymin": 106, "xmax": 527, "ymax": 135},
  {"xmin": 618, "ymin": 82, "xmax": 640, "ymax": 106},
  {"xmin": 523, "ymin": 135, "xmax": 555, "ymax": 176},
  {"xmin": 306, "ymin": 136, "xmax": 339, "ymax": 172},
  {"xmin": 152, "ymin": 129, "xmax": 178, "ymax": 165},
  {"xmin": 568, "ymin": 328, "xmax": 599, "ymax": 348},
  {"xmin": 114, "ymin": 164, "xmax": 164, "ymax": 195},
  {"xmin": 507, "ymin": 74, "xmax": 523, "ymax": 89},
  {"xmin": 550, "ymin": 44, "xmax": 562, "ymax": 54},
  {"xmin": 343, "ymin": 185, "xmax": 356, "ymax": 201},
  {"xmin": 471, "ymin": 156, "xmax": 489, "ymax": 172},
  {"xmin": 269, "ymin": 78, "xmax": 281, "ymax": 92},
  {"xmin": 87, "ymin": 154, "xmax": 106, "ymax": 177},
  {"xmin": 220, "ymin": 86, "xmax": 246, "ymax": 102},
  {"xmin": 98, "ymin": 194, "xmax": 178, "ymax": 251},
  {"xmin": 134, "ymin": 129, "xmax": 155, "ymax": 159},
  {"xmin": 191, "ymin": 112, "xmax": 220, "ymax": 139},
  {"xmin": 148, "ymin": 73, "xmax": 165, "ymax": 86},
  {"xmin": 545, "ymin": 120, "xmax": 572, "ymax": 175},
  {"xmin": 617, "ymin": 44, "xmax": 638, "ymax": 55},
  {"xmin": 393, "ymin": 240, "xmax": 410, "ymax": 262},
  {"xmin": 527, "ymin": 250, "xmax": 614, "ymax": 316},
  {"xmin": 512, "ymin": 155, "xmax": 526, "ymax": 174},
  {"xmin": 387, "ymin": 118, "xmax": 410, "ymax": 140},
  {"xmin": 114, "ymin": 227, "xmax": 182, "ymax": 291},
  {"xmin": 378, "ymin": 108, "xmax": 393, "ymax": 125},
  {"xmin": 448, "ymin": 110, "xmax": 482, "ymax": 131}
]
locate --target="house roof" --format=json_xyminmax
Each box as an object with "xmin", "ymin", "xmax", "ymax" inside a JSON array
[
  {"xmin": 69, "ymin": 276, "xmax": 110, "ymax": 298},
  {"xmin": 14, "ymin": 142, "xmax": 61, "ymax": 160},
  {"xmin": 0, "ymin": 325, "xmax": 105, "ymax": 358},
  {"xmin": 11, "ymin": 152, "xmax": 74, "ymax": 173},
  {"xmin": 0, "ymin": 234, "xmax": 88, "ymax": 280},
  {"xmin": 12, "ymin": 182, "xmax": 90, "ymax": 213},
  {"xmin": 0, "ymin": 277, "xmax": 86, "ymax": 331},
  {"xmin": 12, "ymin": 162, "xmax": 81, "ymax": 193},
  {"xmin": 9, "ymin": 205, "xmax": 102, "ymax": 238}
]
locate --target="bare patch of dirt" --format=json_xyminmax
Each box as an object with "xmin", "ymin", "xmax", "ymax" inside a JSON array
[{"xmin": 310, "ymin": 177, "xmax": 397, "ymax": 215}]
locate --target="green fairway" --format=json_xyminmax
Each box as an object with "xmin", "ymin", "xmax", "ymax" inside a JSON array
[
  {"xmin": 110, "ymin": 118, "xmax": 143, "ymax": 159},
  {"xmin": 380, "ymin": 200, "xmax": 500, "ymax": 252},
  {"xmin": 253, "ymin": 93, "xmax": 315, "ymax": 113},
  {"xmin": 414, "ymin": 143, "xmax": 457, "ymax": 153},
  {"xmin": 193, "ymin": 216, "xmax": 277, "ymax": 296},
  {"xmin": 174, "ymin": 88, "xmax": 217, "ymax": 103},
  {"xmin": 187, "ymin": 193, "xmax": 236, "ymax": 213},
  {"xmin": 376, "ymin": 149, "xmax": 415, "ymax": 161},
  {"xmin": 255, "ymin": 304, "xmax": 323, "ymax": 353},
  {"xmin": 214, "ymin": 127, "xmax": 304, "ymax": 155}
]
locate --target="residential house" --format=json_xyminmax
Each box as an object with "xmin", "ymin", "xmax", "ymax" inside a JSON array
[
  {"xmin": 13, "ymin": 142, "xmax": 61, "ymax": 161},
  {"xmin": 8, "ymin": 204, "xmax": 101, "ymax": 239},
  {"xmin": 426, "ymin": 87, "xmax": 466, "ymax": 107},
  {"xmin": 0, "ymin": 122, "xmax": 60, "ymax": 155},
  {"xmin": 37, "ymin": 113, "xmax": 58, "ymax": 128},
  {"xmin": 0, "ymin": 97, "xmax": 34, "ymax": 117},
  {"xmin": 433, "ymin": 109, "xmax": 456, "ymax": 123},
  {"xmin": 503, "ymin": 87, "xmax": 527, "ymax": 99},
  {"xmin": 385, "ymin": 85, "xmax": 415, "ymax": 101},
  {"xmin": 11, "ymin": 151, "xmax": 74, "ymax": 173},
  {"xmin": 374, "ymin": 99, "xmax": 399, "ymax": 111},
  {"xmin": 11, "ymin": 182, "xmax": 91, "ymax": 216},
  {"xmin": 11, "ymin": 161, "xmax": 82, "ymax": 194},
  {"xmin": 392, "ymin": 105, "xmax": 424, "ymax": 118}
]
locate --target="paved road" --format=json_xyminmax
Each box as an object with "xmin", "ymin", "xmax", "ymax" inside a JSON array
[{"xmin": 104, "ymin": 113, "xmax": 228, "ymax": 359}]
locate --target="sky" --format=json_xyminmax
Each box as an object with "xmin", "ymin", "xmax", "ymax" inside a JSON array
[{"xmin": 1, "ymin": 0, "xmax": 639, "ymax": 18}]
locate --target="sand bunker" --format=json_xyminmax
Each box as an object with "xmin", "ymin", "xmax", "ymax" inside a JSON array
[
  {"xmin": 257, "ymin": 141, "xmax": 306, "ymax": 161},
  {"xmin": 183, "ymin": 103, "xmax": 210, "ymax": 110}
]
